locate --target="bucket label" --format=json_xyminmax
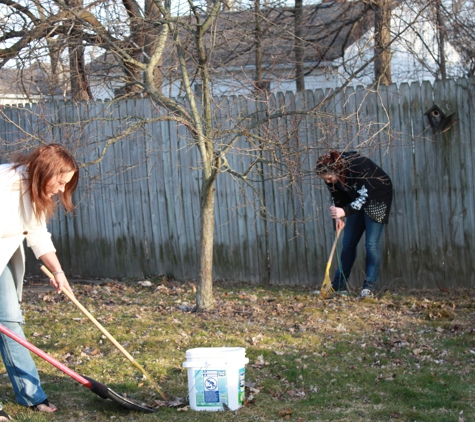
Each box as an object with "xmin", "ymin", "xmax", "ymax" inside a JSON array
[
  {"xmin": 239, "ymin": 367, "xmax": 245, "ymax": 404},
  {"xmin": 194, "ymin": 369, "xmax": 228, "ymax": 407}
]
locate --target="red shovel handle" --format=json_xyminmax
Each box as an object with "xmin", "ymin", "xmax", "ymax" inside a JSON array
[{"xmin": 0, "ymin": 323, "xmax": 92, "ymax": 388}]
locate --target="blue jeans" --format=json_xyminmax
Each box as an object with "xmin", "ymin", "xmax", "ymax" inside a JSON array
[
  {"xmin": 332, "ymin": 211, "xmax": 385, "ymax": 292},
  {"xmin": 0, "ymin": 262, "xmax": 48, "ymax": 407}
]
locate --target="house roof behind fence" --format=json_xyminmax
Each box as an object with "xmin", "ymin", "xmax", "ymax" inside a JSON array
[
  {"xmin": 89, "ymin": 1, "xmax": 373, "ymax": 75},
  {"xmin": 189, "ymin": 1, "xmax": 373, "ymax": 71},
  {"xmin": 0, "ymin": 64, "xmax": 65, "ymax": 104}
]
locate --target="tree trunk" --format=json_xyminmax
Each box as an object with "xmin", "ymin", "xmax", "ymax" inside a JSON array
[
  {"xmin": 144, "ymin": 0, "xmax": 163, "ymax": 91},
  {"xmin": 66, "ymin": 0, "xmax": 92, "ymax": 100},
  {"xmin": 254, "ymin": 0, "xmax": 264, "ymax": 91},
  {"xmin": 69, "ymin": 42, "xmax": 92, "ymax": 100},
  {"xmin": 295, "ymin": 0, "xmax": 305, "ymax": 92},
  {"xmin": 374, "ymin": 0, "xmax": 392, "ymax": 86},
  {"xmin": 121, "ymin": 0, "xmax": 147, "ymax": 96},
  {"xmin": 435, "ymin": 0, "xmax": 446, "ymax": 80},
  {"xmin": 196, "ymin": 176, "xmax": 216, "ymax": 311}
]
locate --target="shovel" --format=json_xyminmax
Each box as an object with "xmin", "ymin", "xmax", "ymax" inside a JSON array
[
  {"xmin": 39, "ymin": 265, "xmax": 168, "ymax": 401},
  {"xmin": 0, "ymin": 323, "xmax": 157, "ymax": 412},
  {"xmin": 319, "ymin": 227, "xmax": 342, "ymax": 298}
]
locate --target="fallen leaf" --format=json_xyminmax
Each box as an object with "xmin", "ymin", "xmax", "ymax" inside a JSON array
[
  {"xmin": 252, "ymin": 355, "xmax": 269, "ymax": 368},
  {"xmin": 269, "ymin": 389, "xmax": 283, "ymax": 399},
  {"xmin": 153, "ymin": 400, "xmax": 168, "ymax": 408},
  {"xmin": 250, "ymin": 333, "xmax": 264, "ymax": 345},
  {"xmin": 167, "ymin": 397, "xmax": 185, "ymax": 407},
  {"xmin": 246, "ymin": 385, "xmax": 261, "ymax": 395},
  {"xmin": 278, "ymin": 408, "xmax": 293, "ymax": 417}
]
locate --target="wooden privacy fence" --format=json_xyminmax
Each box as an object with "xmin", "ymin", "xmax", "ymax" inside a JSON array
[{"xmin": 0, "ymin": 78, "xmax": 474, "ymax": 290}]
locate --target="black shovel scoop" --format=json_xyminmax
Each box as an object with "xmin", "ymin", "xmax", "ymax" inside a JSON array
[{"xmin": 0, "ymin": 323, "xmax": 157, "ymax": 413}]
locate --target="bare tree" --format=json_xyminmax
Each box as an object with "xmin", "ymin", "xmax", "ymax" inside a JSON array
[
  {"xmin": 373, "ymin": 0, "xmax": 392, "ymax": 85},
  {"xmin": 254, "ymin": 0, "xmax": 264, "ymax": 91},
  {"xmin": 434, "ymin": 0, "xmax": 446, "ymax": 79},
  {"xmin": 294, "ymin": 0, "xmax": 305, "ymax": 91},
  {"xmin": 66, "ymin": 0, "xmax": 93, "ymax": 100},
  {"xmin": 439, "ymin": 0, "xmax": 475, "ymax": 77}
]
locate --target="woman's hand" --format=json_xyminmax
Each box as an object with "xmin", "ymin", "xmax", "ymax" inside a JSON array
[
  {"xmin": 50, "ymin": 272, "xmax": 74, "ymax": 295},
  {"xmin": 330, "ymin": 206, "xmax": 345, "ymax": 219},
  {"xmin": 39, "ymin": 251, "xmax": 75, "ymax": 296},
  {"xmin": 335, "ymin": 218, "xmax": 345, "ymax": 231}
]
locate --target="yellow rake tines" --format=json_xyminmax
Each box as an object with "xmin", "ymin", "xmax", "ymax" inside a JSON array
[{"xmin": 320, "ymin": 228, "xmax": 342, "ymax": 299}]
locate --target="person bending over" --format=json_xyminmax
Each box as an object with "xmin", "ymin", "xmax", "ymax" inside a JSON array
[
  {"xmin": 0, "ymin": 144, "xmax": 79, "ymax": 420},
  {"xmin": 315, "ymin": 150, "xmax": 392, "ymax": 298}
]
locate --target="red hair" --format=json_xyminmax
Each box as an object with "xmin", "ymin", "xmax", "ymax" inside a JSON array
[
  {"xmin": 13, "ymin": 144, "xmax": 79, "ymax": 220},
  {"xmin": 314, "ymin": 150, "xmax": 348, "ymax": 183}
]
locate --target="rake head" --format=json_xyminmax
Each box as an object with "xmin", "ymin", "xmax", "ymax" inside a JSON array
[
  {"xmin": 319, "ymin": 273, "xmax": 334, "ymax": 299},
  {"xmin": 319, "ymin": 227, "xmax": 342, "ymax": 299}
]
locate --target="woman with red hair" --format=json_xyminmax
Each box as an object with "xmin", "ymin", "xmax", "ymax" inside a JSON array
[
  {"xmin": 315, "ymin": 150, "xmax": 392, "ymax": 298},
  {"xmin": 0, "ymin": 144, "xmax": 78, "ymax": 420}
]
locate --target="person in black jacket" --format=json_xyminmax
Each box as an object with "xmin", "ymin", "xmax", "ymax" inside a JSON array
[{"xmin": 315, "ymin": 150, "xmax": 392, "ymax": 298}]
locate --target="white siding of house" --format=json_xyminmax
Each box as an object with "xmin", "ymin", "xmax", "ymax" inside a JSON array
[{"xmin": 339, "ymin": 3, "xmax": 465, "ymax": 86}]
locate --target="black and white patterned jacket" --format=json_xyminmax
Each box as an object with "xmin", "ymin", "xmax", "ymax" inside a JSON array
[{"xmin": 324, "ymin": 152, "xmax": 393, "ymax": 224}]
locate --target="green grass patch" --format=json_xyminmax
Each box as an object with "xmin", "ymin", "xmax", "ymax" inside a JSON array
[{"xmin": 0, "ymin": 282, "xmax": 474, "ymax": 421}]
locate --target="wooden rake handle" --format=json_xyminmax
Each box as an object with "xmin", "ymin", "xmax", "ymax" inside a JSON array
[
  {"xmin": 40, "ymin": 265, "xmax": 168, "ymax": 401},
  {"xmin": 326, "ymin": 227, "xmax": 342, "ymax": 270}
]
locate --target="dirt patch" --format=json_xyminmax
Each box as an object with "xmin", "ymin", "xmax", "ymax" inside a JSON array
[{"xmin": 24, "ymin": 274, "xmax": 111, "ymax": 293}]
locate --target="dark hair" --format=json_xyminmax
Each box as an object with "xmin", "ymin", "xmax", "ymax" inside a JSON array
[{"xmin": 13, "ymin": 144, "xmax": 79, "ymax": 220}]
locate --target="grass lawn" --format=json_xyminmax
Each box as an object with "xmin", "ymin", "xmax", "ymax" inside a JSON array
[{"xmin": 1, "ymin": 276, "xmax": 474, "ymax": 421}]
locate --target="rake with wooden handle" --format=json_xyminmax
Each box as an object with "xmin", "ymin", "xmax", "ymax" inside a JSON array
[
  {"xmin": 40, "ymin": 265, "xmax": 168, "ymax": 401},
  {"xmin": 319, "ymin": 227, "xmax": 342, "ymax": 299}
]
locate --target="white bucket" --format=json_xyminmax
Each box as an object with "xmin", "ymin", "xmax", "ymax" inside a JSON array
[{"xmin": 183, "ymin": 347, "xmax": 249, "ymax": 411}]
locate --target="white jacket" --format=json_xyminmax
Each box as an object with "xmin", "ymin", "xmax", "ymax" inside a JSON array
[{"xmin": 0, "ymin": 164, "xmax": 56, "ymax": 301}]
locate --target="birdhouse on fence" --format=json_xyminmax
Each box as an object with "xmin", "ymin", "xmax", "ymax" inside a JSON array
[{"xmin": 424, "ymin": 102, "xmax": 456, "ymax": 131}]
